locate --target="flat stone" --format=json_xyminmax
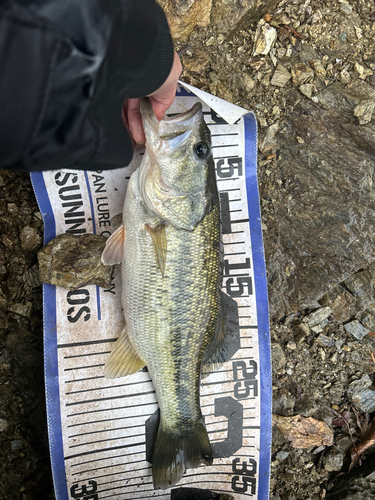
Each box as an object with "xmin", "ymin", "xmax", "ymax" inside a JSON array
[
  {"xmin": 318, "ymin": 285, "xmax": 356, "ymax": 323},
  {"xmin": 323, "ymin": 448, "xmax": 344, "ymax": 472},
  {"xmin": 9, "ymin": 301, "xmax": 33, "ymax": 320},
  {"xmin": 271, "ymin": 64, "xmax": 292, "ymax": 88},
  {"xmin": 348, "ymin": 375, "xmax": 375, "ymax": 412},
  {"xmin": 0, "ymin": 419, "xmax": 8, "ymax": 432},
  {"xmin": 38, "ymin": 233, "xmax": 113, "ymax": 291},
  {"xmin": 20, "ymin": 226, "xmax": 42, "ymax": 252},
  {"xmin": 299, "ymin": 83, "xmax": 315, "ymax": 99},
  {"xmin": 353, "ymin": 99, "xmax": 375, "ymax": 125},
  {"xmin": 303, "ymin": 307, "xmax": 332, "ymax": 327},
  {"xmin": 344, "ymin": 320, "xmax": 370, "ymax": 340},
  {"xmin": 271, "ymin": 342, "xmax": 287, "ymax": 371},
  {"xmin": 253, "ymin": 19, "xmax": 277, "ymax": 56},
  {"xmin": 259, "ymin": 122, "xmax": 280, "ymax": 153},
  {"xmin": 291, "ymin": 63, "xmax": 314, "ymax": 86}
]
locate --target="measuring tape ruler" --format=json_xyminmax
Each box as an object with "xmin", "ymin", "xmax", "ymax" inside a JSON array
[{"xmin": 30, "ymin": 90, "xmax": 271, "ymax": 500}]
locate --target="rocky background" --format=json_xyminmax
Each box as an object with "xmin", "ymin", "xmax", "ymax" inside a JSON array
[{"xmin": 1, "ymin": 0, "xmax": 375, "ymax": 498}]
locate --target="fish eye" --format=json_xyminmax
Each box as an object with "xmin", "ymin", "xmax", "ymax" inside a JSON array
[{"xmin": 194, "ymin": 142, "xmax": 210, "ymax": 159}]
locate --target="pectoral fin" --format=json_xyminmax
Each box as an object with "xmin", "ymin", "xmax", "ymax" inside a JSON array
[
  {"xmin": 101, "ymin": 223, "xmax": 125, "ymax": 265},
  {"xmin": 145, "ymin": 222, "xmax": 167, "ymax": 276},
  {"xmin": 104, "ymin": 327, "xmax": 145, "ymax": 378}
]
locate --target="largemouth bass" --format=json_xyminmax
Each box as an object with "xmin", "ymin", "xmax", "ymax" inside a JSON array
[{"xmin": 101, "ymin": 98, "xmax": 223, "ymax": 489}]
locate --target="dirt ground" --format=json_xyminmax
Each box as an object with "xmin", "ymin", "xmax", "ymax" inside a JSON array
[{"xmin": 1, "ymin": 0, "xmax": 375, "ymax": 499}]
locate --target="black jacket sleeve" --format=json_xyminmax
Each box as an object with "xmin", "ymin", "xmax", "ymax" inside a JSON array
[{"xmin": 0, "ymin": 0, "xmax": 174, "ymax": 172}]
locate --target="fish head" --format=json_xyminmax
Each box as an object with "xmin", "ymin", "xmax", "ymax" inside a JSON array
[{"xmin": 139, "ymin": 98, "xmax": 215, "ymax": 231}]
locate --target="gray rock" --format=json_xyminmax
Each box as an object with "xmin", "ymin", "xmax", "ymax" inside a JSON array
[
  {"xmin": 20, "ymin": 226, "xmax": 42, "ymax": 252},
  {"xmin": 303, "ymin": 307, "xmax": 332, "ymax": 328},
  {"xmin": 8, "ymin": 301, "xmax": 33, "ymax": 320},
  {"xmin": 270, "ymin": 64, "xmax": 292, "ymax": 88},
  {"xmin": 262, "ymin": 79, "xmax": 375, "ymax": 320},
  {"xmin": 276, "ymin": 451, "xmax": 290, "ymax": 460},
  {"xmin": 210, "ymin": 0, "xmax": 281, "ymax": 36},
  {"xmin": 259, "ymin": 122, "xmax": 280, "ymax": 153},
  {"xmin": 344, "ymin": 320, "xmax": 370, "ymax": 340},
  {"xmin": 291, "ymin": 63, "xmax": 314, "ymax": 86},
  {"xmin": 316, "ymin": 334, "xmax": 335, "ymax": 347},
  {"xmin": 0, "ymin": 418, "xmax": 8, "ymax": 432},
  {"xmin": 299, "ymin": 83, "xmax": 315, "ymax": 99},
  {"xmin": 348, "ymin": 375, "xmax": 375, "ymax": 412},
  {"xmin": 353, "ymin": 99, "xmax": 375, "ymax": 125},
  {"xmin": 323, "ymin": 447, "xmax": 344, "ymax": 472},
  {"xmin": 318, "ymin": 285, "xmax": 357, "ymax": 323},
  {"xmin": 271, "ymin": 342, "xmax": 287, "ymax": 371},
  {"xmin": 38, "ymin": 233, "xmax": 113, "ymax": 291},
  {"xmin": 11, "ymin": 440, "xmax": 22, "ymax": 451}
]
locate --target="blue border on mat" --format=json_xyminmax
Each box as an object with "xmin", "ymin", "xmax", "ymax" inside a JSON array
[
  {"xmin": 243, "ymin": 113, "xmax": 272, "ymax": 499},
  {"xmin": 30, "ymin": 173, "xmax": 69, "ymax": 500}
]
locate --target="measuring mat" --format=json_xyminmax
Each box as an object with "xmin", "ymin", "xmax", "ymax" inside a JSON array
[{"xmin": 30, "ymin": 86, "xmax": 271, "ymax": 500}]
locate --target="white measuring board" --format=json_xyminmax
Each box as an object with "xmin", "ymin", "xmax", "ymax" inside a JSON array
[{"xmin": 30, "ymin": 86, "xmax": 271, "ymax": 500}]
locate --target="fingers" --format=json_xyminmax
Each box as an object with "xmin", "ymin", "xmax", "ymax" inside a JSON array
[
  {"xmin": 148, "ymin": 51, "xmax": 182, "ymax": 121},
  {"xmin": 122, "ymin": 52, "xmax": 182, "ymax": 145},
  {"xmin": 123, "ymin": 98, "xmax": 146, "ymax": 144}
]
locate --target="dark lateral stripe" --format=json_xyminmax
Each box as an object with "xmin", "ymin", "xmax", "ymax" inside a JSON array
[
  {"xmin": 225, "ymin": 251, "xmax": 246, "ymax": 255},
  {"xmin": 217, "ymin": 177, "xmax": 239, "ymax": 182},
  {"xmin": 66, "ymin": 389, "xmax": 155, "ymax": 406},
  {"xmin": 69, "ymin": 432, "xmax": 144, "ymax": 449},
  {"xmin": 67, "ymin": 400, "xmax": 157, "ymax": 417},
  {"xmin": 240, "ymin": 325, "xmax": 258, "ymax": 329},
  {"xmin": 71, "ymin": 451, "xmax": 144, "ymax": 469},
  {"xmin": 219, "ymin": 187, "xmax": 241, "ymax": 192},
  {"xmin": 58, "ymin": 338, "xmax": 118, "ymax": 348},
  {"xmin": 65, "ymin": 441, "xmax": 145, "ymax": 460}
]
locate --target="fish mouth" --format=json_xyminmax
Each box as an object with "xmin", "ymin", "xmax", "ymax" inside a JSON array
[{"xmin": 140, "ymin": 98, "xmax": 203, "ymax": 141}]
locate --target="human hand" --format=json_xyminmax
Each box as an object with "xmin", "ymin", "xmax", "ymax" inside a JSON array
[{"xmin": 122, "ymin": 51, "xmax": 182, "ymax": 145}]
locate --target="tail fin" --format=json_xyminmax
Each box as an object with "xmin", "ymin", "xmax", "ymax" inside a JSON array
[{"xmin": 152, "ymin": 420, "xmax": 213, "ymax": 490}]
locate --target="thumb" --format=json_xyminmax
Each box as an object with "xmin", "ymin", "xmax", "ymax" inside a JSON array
[{"xmin": 149, "ymin": 95, "xmax": 175, "ymax": 121}]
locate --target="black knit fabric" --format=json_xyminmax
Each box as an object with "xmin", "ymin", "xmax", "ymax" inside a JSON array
[{"xmin": 0, "ymin": 0, "xmax": 174, "ymax": 171}]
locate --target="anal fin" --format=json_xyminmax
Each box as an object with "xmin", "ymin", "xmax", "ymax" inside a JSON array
[{"xmin": 104, "ymin": 326, "xmax": 145, "ymax": 378}]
